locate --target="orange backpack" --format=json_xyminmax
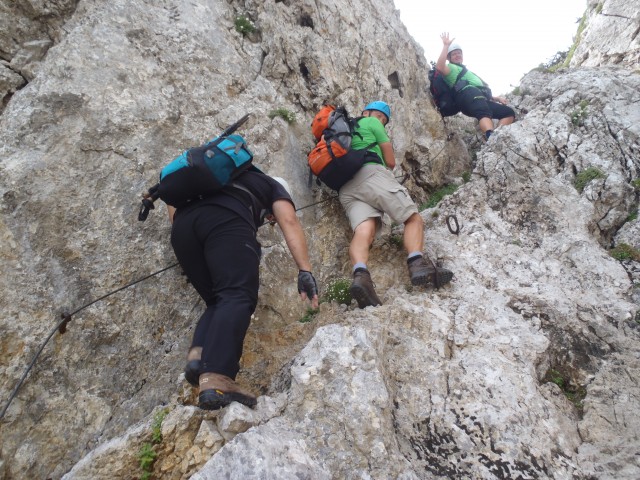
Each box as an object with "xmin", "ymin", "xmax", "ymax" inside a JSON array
[
  {"xmin": 308, "ymin": 106, "xmax": 354, "ymax": 176},
  {"xmin": 307, "ymin": 106, "xmax": 378, "ymax": 190}
]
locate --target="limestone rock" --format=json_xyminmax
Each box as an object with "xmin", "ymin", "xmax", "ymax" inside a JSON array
[
  {"xmin": 570, "ymin": 0, "xmax": 640, "ymax": 68},
  {"xmin": 1, "ymin": 0, "xmax": 640, "ymax": 479},
  {"xmin": 0, "ymin": 62, "xmax": 26, "ymax": 103}
]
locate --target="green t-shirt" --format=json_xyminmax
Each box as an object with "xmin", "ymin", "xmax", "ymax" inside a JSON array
[
  {"xmin": 444, "ymin": 63, "xmax": 485, "ymax": 90},
  {"xmin": 351, "ymin": 116, "xmax": 389, "ymax": 166}
]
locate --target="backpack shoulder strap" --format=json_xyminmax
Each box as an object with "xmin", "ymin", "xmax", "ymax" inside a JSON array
[
  {"xmin": 351, "ymin": 115, "xmax": 365, "ymax": 140},
  {"xmin": 454, "ymin": 65, "xmax": 467, "ymax": 84},
  {"xmin": 451, "ymin": 65, "xmax": 468, "ymax": 93}
]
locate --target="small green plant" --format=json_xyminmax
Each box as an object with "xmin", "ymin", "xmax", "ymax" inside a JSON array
[
  {"xmin": 511, "ymin": 86, "xmax": 521, "ymax": 96},
  {"xmin": 431, "ymin": 211, "xmax": 439, "ymax": 218},
  {"xmin": 596, "ymin": 2, "xmax": 604, "ymax": 14},
  {"xmin": 610, "ymin": 243, "xmax": 640, "ymax": 261},
  {"xmin": 631, "ymin": 179, "xmax": 640, "ymax": 191},
  {"xmin": 511, "ymin": 238, "xmax": 522, "ymax": 247},
  {"xmin": 574, "ymin": 167, "xmax": 605, "ymax": 193},
  {"xmin": 546, "ymin": 369, "xmax": 564, "ymax": 387},
  {"xmin": 300, "ymin": 307, "xmax": 319, "ymax": 323},
  {"xmin": 561, "ymin": 11, "xmax": 588, "ymax": 68},
  {"xmin": 323, "ymin": 278, "xmax": 352, "ymax": 305},
  {"xmin": 462, "ymin": 171, "xmax": 471, "ymax": 183},
  {"xmin": 234, "ymin": 15, "xmax": 256, "ymax": 35},
  {"xmin": 138, "ymin": 443, "xmax": 157, "ymax": 480},
  {"xmin": 268, "ymin": 108, "xmax": 296, "ymax": 124},
  {"xmin": 421, "ymin": 184, "xmax": 458, "ymax": 210},
  {"xmin": 137, "ymin": 408, "xmax": 168, "ymax": 479},
  {"xmin": 626, "ymin": 210, "xmax": 638, "ymax": 222},
  {"xmin": 543, "ymin": 368, "xmax": 586, "ymax": 412},
  {"xmin": 388, "ymin": 234, "xmax": 403, "ymax": 249},
  {"xmin": 540, "ymin": 49, "xmax": 569, "ymax": 72},
  {"xmin": 570, "ymin": 99, "xmax": 589, "ymax": 126},
  {"xmin": 151, "ymin": 408, "xmax": 169, "ymax": 444}
]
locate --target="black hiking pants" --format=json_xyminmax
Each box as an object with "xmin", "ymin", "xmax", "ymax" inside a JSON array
[
  {"xmin": 457, "ymin": 86, "xmax": 515, "ymax": 121},
  {"xmin": 171, "ymin": 204, "xmax": 260, "ymax": 380}
]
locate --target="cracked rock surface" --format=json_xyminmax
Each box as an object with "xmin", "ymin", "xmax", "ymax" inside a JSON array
[{"xmin": 1, "ymin": 0, "xmax": 639, "ymax": 479}]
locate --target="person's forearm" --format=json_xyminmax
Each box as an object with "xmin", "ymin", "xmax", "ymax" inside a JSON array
[
  {"xmin": 380, "ymin": 142, "xmax": 396, "ymax": 169},
  {"xmin": 436, "ymin": 44, "xmax": 449, "ymax": 73},
  {"xmin": 282, "ymin": 222, "xmax": 313, "ymax": 272},
  {"xmin": 272, "ymin": 201, "xmax": 313, "ymax": 271}
]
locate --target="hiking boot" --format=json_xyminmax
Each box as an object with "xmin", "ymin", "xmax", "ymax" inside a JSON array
[
  {"xmin": 184, "ymin": 347, "xmax": 202, "ymax": 387},
  {"xmin": 349, "ymin": 268, "xmax": 382, "ymax": 309},
  {"xmin": 198, "ymin": 373, "xmax": 257, "ymax": 410},
  {"xmin": 408, "ymin": 256, "xmax": 454, "ymax": 287},
  {"xmin": 184, "ymin": 360, "xmax": 200, "ymax": 387}
]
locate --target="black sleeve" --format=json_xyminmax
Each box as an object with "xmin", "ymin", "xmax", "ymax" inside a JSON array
[
  {"xmin": 233, "ymin": 171, "xmax": 295, "ymax": 226},
  {"xmin": 265, "ymin": 176, "xmax": 295, "ymax": 209}
]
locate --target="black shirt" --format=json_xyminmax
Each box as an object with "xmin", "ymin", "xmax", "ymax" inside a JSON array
[{"xmin": 176, "ymin": 171, "xmax": 294, "ymax": 230}]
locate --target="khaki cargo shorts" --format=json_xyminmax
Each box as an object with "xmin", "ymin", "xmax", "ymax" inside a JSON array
[{"xmin": 338, "ymin": 164, "xmax": 418, "ymax": 232}]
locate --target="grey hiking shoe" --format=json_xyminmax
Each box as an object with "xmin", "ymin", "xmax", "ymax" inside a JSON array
[
  {"xmin": 408, "ymin": 256, "xmax": 453, "ymax": 287},
  {"xmin": 349, "ymin": 268, "xmax": 382, "ymax": 309}
]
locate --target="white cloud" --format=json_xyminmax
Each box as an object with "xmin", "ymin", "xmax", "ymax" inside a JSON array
[{"xmin": 393, "ymin": 0, "xmax": 586, "ymax": 94}]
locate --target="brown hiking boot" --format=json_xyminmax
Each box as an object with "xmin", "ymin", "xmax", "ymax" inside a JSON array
[
  {"xmin": 198, "ymin": 373, "xmax": 257, "ymax": 410},
  {"xmin": 408, "ymin": 256, "xmax": 453, "ymax": 287},
  {"xmin": 349, "ymin": 268, "xmax": 382, "ymax": 309}
]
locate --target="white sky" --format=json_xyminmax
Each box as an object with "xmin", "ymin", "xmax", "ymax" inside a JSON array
[{"xmin": 393, "ymin": 0, "xmax": 587, "ymax": 95}]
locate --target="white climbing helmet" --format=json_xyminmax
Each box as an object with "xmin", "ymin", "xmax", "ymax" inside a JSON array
[
  {"xmin": 272, "ymin": 176, "xmax": 292, "ymax": 196},
  {"xmin": 448, "ymin": 42, "xmax": 462, "ymax": 55}
]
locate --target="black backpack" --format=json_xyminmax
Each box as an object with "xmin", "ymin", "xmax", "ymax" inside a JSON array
[
  {"xmin": 428, "ymin": 63, "xmax": 468, "ymax": 117},
  {"xmin": 138, "ymin": 114, "xmax": 255, "ymax": 221}
]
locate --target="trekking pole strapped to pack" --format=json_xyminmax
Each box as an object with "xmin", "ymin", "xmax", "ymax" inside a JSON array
[{"xmin": 138, "ymin": 113, "xmax": 253, "ymax": 221}]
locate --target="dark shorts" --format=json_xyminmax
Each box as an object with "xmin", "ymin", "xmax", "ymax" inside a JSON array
[{"xmin": 457, "ymin": 86, "xmax": 515, "ymax": 121}]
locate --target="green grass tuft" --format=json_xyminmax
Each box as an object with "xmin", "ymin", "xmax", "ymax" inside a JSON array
[
  {"xmin": 543, "ymin": 368, "xmax": 586, "ymax": 412},
  {"xmin": 610, "ymin": 243, "xmax": 640, "ymax": 262},
  {"xmin": 235, "ymin": 15, "xmax": 256, "ymax": 35},
  {"xmin": 421, "ymin": 184, "xmax": 458, "ymax": 210},
  {"xmin": 268, "ymin": 108, "xmax": 296, "ymax": 124},
  {"xmin": 561, "ymin": 10, "xmax": 588, "ymax": 68},
  {"xmin": 574, "ymin": 167, "xmax": 605, "ymax": 193},
  {"xmin": 151, "ymin": 408, "xmax": 169, "ymax": 444},
  {"xmin": 322, "ymin": 278, "xmax": 352, "ymax": 305},
  {"xmin": 300, "ymin": 308, "xmax": 319, "ymax": 323},
  {"xmin": 139, "ymin": 443, "xmax": 157, "ymax": 476}
]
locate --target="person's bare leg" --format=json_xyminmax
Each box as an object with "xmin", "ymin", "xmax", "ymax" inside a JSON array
[
  {"xmin": 349, "ymin": 218, "xmax": 381, "ymax": 308},
  {"xmin": 402, "ymin": 213, "xmax": 424, "ymax": 254},
  {"xmin": 349, "ymin": 218, "xmax": 377, "ymax": 266},
  {"xmin": 479, "ymin": 117, "xmax": 494, "ymax": 134},
  {"xmin": 498, "ymin": 116, "xmax": 515, "ymax": 127}
]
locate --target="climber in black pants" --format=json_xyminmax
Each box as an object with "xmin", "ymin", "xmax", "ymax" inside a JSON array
[{"xmin": 169, "ymin": 171, "xmax": 319, "ymax": 410}]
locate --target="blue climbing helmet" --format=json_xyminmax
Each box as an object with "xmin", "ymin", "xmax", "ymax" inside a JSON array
[{"xmin": 363, "ymin": 101, "xmax": 391, "ymax": 122}]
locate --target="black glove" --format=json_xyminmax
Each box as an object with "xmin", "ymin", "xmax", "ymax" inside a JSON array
[{"xmin": 297, "ymin": 270, "xmax": 318, "ymax": 299}]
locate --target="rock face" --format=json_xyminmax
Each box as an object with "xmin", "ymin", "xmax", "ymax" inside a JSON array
[
  {"xmin": 0, "ymin": 0, "xmax": 79, "ymax": 105},
  {"xmin": 0, "ymin": 0, "xmax": 466, "ymax": 478},
  {"xmin": 570, "ymin": 0, "xmax": 640, "ymax": 68},
  {"xmin": 1, "ymin": 0, "xmax": 639, "ymax": 479}
]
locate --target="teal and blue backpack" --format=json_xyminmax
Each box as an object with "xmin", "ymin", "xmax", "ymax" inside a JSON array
[{"xmin": 139, "ymin": 115, "xmax": 254, "ymax": 220}]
